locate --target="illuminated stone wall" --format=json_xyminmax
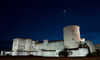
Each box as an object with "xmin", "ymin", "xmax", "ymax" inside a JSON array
[{"xmin": 63, "ymin": 25, "xmax": 81, "ymax": 49}]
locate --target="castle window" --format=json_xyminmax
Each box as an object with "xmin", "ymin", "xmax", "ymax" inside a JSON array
[{"xmin": 72, "ymin": 38, "xmax": 74, "ymax": 40}]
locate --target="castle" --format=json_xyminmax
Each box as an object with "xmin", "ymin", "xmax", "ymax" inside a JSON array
[{"xmin": 1, "ymin": 25, "xmax": 96, "ymax": 57}]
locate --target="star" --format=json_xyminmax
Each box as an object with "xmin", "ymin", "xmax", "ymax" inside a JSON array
[{"xmin": 63, "ymin": 10, "xmax": 66, "ymax": 13}]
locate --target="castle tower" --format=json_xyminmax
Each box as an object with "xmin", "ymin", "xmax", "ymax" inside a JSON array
[{"xmin": 63, "ymin": 25, "xmax": 81, "ymax": 49}]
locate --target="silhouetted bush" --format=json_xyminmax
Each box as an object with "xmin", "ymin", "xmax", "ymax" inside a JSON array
[
  {"xmin": 86, "ymin": 53, "xmax": 93, "ymax": 57},
  {"xmin": 6, "ymin": 54, "xmax": 11, "ymax": 56}
]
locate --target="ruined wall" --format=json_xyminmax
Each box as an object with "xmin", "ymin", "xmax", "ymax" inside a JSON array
[
  {"xmin": 12, "ymin": 38, "xmax": 32, "ymax": 51},
  {"xmin": 33, "ymin": 40, "xmax": 64, "ymax": 51}
]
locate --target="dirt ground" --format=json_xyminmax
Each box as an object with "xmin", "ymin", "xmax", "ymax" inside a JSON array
[{"xmin": 0, "ymin": 56, "xmax": 100, "ymax": 60}]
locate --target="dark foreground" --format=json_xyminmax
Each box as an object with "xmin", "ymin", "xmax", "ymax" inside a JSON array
[{"xmin": 0, "ymin": 56, "xmax": 100, "ymax": 60}]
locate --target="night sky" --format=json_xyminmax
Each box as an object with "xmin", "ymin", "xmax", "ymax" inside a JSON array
[{"xmin": 0, "ymin": 0, "xmax": 100, "ymax": 51}]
